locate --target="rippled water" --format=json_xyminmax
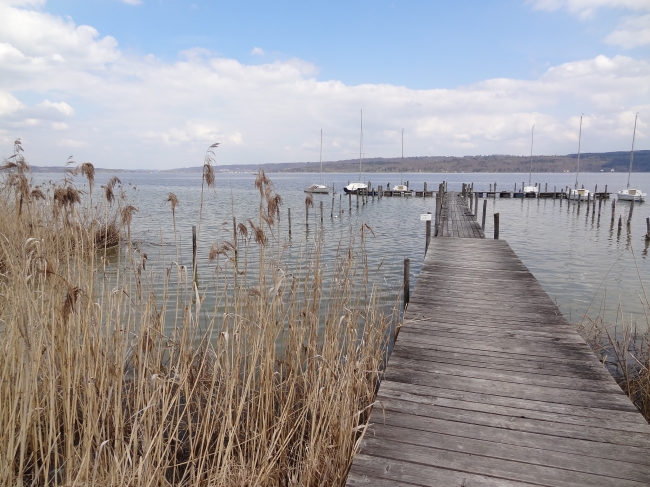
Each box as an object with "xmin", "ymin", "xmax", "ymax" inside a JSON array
[{"xmin": 36, "ymin": 170, "xmax": 650, "ymax": 330}]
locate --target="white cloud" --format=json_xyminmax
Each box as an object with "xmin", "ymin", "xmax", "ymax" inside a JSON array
[
  {"xmin": 38, "ymin": 100, "xmax": 74, "ymax": 116},
  {"xmin": 0, "ymin": 1, "xmax": 648, "ymax": 168},
  {"xmin": 57, "ymin": 138, "xmax": 85, "ymax": 147},
  {"xmin": 529, "ymin": 0, "xmax": 650, "ymax": 18},
  {"xmin": 250, "ymin": 47, "xmax": 264, "ymax": 56},
  {"xmin": 605, "ymin": 13, "xmax": 650, "ymax": 47},
  {"xmin": 120, "ymin": 0, "xmax": 142, "ymax": 5},
  {"xmin": 0, "ymin": 89, "xmax": 23, "ymax": 115}
]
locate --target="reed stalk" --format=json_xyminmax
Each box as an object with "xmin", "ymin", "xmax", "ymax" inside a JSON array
[{"xmin": 0, "ymin": 155, "xmax": 393, "ymax": 485}]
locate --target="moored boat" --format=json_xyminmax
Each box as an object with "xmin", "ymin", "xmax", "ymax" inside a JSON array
[{"xmin": 617, "ymin": 114, "xmax": 644, "ymax": 202}]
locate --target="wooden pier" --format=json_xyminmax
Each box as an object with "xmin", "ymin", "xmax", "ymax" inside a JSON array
[{"xmin": 346, "ymin": 192, "xmax": 650, "ymax": 486}]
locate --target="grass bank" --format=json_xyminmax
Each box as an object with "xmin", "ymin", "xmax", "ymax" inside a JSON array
[{"xmin": 0, "ymin": 143, "xmax": 394, "ymax": 486}]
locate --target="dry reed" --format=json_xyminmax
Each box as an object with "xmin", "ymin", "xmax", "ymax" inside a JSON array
[{"xmin": 0, "ymin": 153, "xmax": 394, "ymax": 485}]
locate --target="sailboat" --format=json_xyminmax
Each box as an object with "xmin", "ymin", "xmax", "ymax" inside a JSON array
[
  {"xmin": 304, "ymin": 129, "xmax": 330, "ymax": 194},
  {"xmin": 344, "ymin": 110, "xmax": 368, "ymax": 195},
  {"xmin": 393, "ymin": 128, "xmax": 409, "ymax": 193},
  {"xmin": 617, "ymin": 113, "xmax": 645, "ymax": 202},
  {"xmin": 523, "ymin": 125, "xmax": 538, "ymax": 197},
  {"xmin": 569, "ymin": 115, "xmax": 591, "ymax": 201}
]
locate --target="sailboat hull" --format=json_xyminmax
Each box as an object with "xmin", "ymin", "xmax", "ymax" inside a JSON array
[
  {"xmin": 617, "ymin": 189, "xmax": 646, "ymax": 202},
  {"xmin": 304, "ymin": 184, "xmax": 329, "ymax": 194}
]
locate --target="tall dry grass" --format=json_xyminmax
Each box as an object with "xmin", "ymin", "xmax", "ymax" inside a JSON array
[
  {"xmin": 0, "ymin": 145, "xmax": 393, "ymax": 486},
  {"xmin": 579, "ymin": 308, "xmax": 650, "ymax": 422}
]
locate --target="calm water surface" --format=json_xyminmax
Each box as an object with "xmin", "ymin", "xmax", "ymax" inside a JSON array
[{"xmin": 38, "ymin": 171, "xmax": 650, "ymax": 330}]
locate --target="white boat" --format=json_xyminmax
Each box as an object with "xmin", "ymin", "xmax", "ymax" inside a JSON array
[
  {"xmin": 569, "ymin": 188, "xmax": 591, "ymax": 201},
  {"xmin": 523, "ymin": 125, "xmax": 538, "ymax": 198},
  {"xmin": 304, "ymin": 130, "xmax": 329, "ymax": 194},
  {"xmin": 569, "ymin": 114, "xmax": 590, "ymax": 201},
  {"xmin": 617, "ymin": 114, "xmax": 645, "ymax": 202},
  {"xmin": 392, "ymin": 129, "xmax": 410, "ymax": 194},
  {"xmin": 618, "ymin": 188, "xmax": 645, "ymax": 202},
  {"xmin": 344, "ymin": 110, "xmax": 367, "ymax": 195}
]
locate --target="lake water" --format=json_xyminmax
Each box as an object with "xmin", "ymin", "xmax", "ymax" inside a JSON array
[{"xmin": 36, "ymin": 170, "xmax": 650, "ymax": 331}]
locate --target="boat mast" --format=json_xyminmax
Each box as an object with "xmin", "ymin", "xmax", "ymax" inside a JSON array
[
  {"xmin": 575, "ymin": 114, "xmax": 583, "ymax": 190},
  {"xmin": 529, "ymin": 124, "xmax": 535, "ymax": 186},
  {"xmin": 320, "ymin": 129, "xmax": 323, "ymax": 184},
  {"xmin": 628, "ymin": 113, "xmax": 638, "ymax": 190},
  {"xmin": 401, "ymin": 128, "xmax": 404, "ymax": 185},
  {"xmin": 359, "ymin": 110, "xmax": 363, "ymax": 181}
]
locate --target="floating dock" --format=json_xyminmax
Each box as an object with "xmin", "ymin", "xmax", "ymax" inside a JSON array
[{"xmin": 346, "ymin": 192, "xmax": 650, "ymax": 486}]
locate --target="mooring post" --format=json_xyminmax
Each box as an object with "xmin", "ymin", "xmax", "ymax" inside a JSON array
[
  {"xmin": 320, "ymin": 201, "xmax": 323, "ymax": 223},
  {"xmin": 629, "ymin": 199, "xmax": 635, "ymax": 223},
  {"xmin": 192, "ymin": 225, "xmax": 197, "ymax": 285},
  {"xmin": 474, "ymin": 193, "xmax": 479, "ymax": 216},
  {"xmin": 611, "ymin": 199, "xmax": 616, "ymax": 226},
  {"xmin": 598, "ymin": 198, "xmax": 602, "ymax": 217},
  {"xmin": 545, "ymin": 183, "xmax": 548, "ymax": 192},
  {"xmin": 494, "ymin": 213, "xmax": 500, "ymax": 239},
  {"xmin": 494, "ymin": 182, "xmax": 497, "ymax": 198},
  {"xmin": 618, "ymin": 215, "xmax": 623, "ymax": 235},
  {"xmin": 482, "ymin": 199, "xmax": 487, "ymax": 231},
  {"xmin": 339, "ymin": 194, "xmax": 342, "ymax": 214},
  {"xmin": 425, "ymin": 212, "xmax": 432, "ymax": 255},
  {"xmin": 288, "ymin": 208, "xmax": 292, "ymax": 237},
  {"xmin": 349, "ymin": 193, "xmax": 352, "ymax": 212},
  {"xmin": 424, "ymin": 181, "xmax": 427, "ymax": 196},
  {"xmin": 356, "ymin": 192, "xmax": 359, "ymax": 209},
  {"xmin": 331, "ymin": 197, "xmax": 334, "ymax": 219},
  {"xmin": 305, "ymin": 202, "xmax": 309, "ymax": 228},
  {"xmin": 605, "ymin": 185, "xmax": 608, "ymax": 197},
  {"xmin": 646, "ymin": 218, "xmax": 650, "ymax": 240},
  {"xmin": 403, "ymin": 258, "xmax": 410, "ymax": 309}
]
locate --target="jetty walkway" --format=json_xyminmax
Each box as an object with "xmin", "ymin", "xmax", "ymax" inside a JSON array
[{"xmin": 346, "ymin": 192, "xmax": 650, "ymax": 486}]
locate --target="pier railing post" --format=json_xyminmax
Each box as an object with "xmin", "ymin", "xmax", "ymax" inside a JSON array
[
  {"xmin": 481, "ymin": 199, "xmax": 487, "ymax": 231},
  {"xmin": 403, "ymin": 258, "xmax": 410, "ymax": 310},
  {"xmin": 494, "ymin": 213, "xmax": 500, "ymax": 239}
]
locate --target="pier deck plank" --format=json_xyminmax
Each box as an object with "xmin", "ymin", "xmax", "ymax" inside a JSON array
[{"xmin": 346, "ymin": 192, "xmax": 650, "ymax": 486}]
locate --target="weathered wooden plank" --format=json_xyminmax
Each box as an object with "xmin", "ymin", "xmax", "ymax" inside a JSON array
[
  {"xmin": 380, "ymin": 380, "xmax": 650, "ymax": 432},
  {"xmin": 346, "ymin": 197, "xmax": 650, "ymax": 487}
]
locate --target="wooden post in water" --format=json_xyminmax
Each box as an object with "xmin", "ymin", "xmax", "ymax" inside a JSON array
[
  {"xmin": 331, "ymin": 197, "xmax": 334, "ymax": 218},
  {"xmin": 403, "ymin": 258, "xmax": 410, "ymax": 309},
  {"xmin": 494, "ymin": 213, "xmax": 500, "ymax": 239},
  {"xmin": 349, "ymin": 193, "xmax": 352, "ymax": 212},
  {"xmin": 288, "ymin": 208, "xmax": 292, "ymax": 237},
  {"xmin": 481, "ymin": 199, "xmax": 487, "ymax": 231},
  {"xmin": 628, "ymin": 199, "xmax": 634, "ymax": 223},
  {"xmin": 605, "ymin": 185, "xmax": 608, "ymax": 197},
  {"xmin": 192, "ymin": 225, "xmax": 197, "ymax": 285},
  {"xmin": 598, "ymin": 198, "xmax": 602, "ymax": 217},
  {"xmin": 424, "ymin": 182, "xmax": 427, "ymax": 196},
  {"xmin": 618, "ymin": 215, "xmax": 623, "ymax": 235},
  {"xmin": 339, "ymin": 194, "xmax": 342, "ymax": 214},
  {"xmin": 474, "ymin": 193, "xmax": 479, "ymax": 216},
  {"xmin": 545, "ymin": 183, "xmax": 548, "ymax": 192},
  {"xmin": 320, "ymin": 201, "xmax": 323, "ymax": 223},
  {"xmin": 645, "ymin": 218, "xmax": 650, "ymax": 240},
  {"xmin": 494, "ymin": 182, "xmax": 497, "ymax": 198},
  {"xmin": 305, "ymin": 201, "xmax": 309, "ymax": 228},
  {"xmin": 356, "ymin": 192, "xmax": 359, "ymax": 209},
  {"xmin": 611, "ymin": 200, "xmax": 616, "ymax": 228},
  {"xmin": 425, "ymin": 212, "xmax": 431, "ymax": 255}
]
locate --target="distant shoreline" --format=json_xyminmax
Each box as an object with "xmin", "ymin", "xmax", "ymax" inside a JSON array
[{"xmin": 24, "ymin": 149, "xmax": 650, "ymax": 174}]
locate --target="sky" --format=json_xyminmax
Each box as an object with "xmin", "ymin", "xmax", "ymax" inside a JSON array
[{"xmin": 0, "ymin": 0, "xmax": 649, "ymax": 170}]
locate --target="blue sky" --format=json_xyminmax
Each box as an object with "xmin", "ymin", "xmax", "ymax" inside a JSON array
[{"xmin": 0, "ymin": 0, "xmax": 649, "ymax": 168}]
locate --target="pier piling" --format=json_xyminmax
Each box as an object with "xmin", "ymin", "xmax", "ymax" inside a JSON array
[{"xmin": 494, "ymin": 213, "xmax": 500, "ymax": 239}]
